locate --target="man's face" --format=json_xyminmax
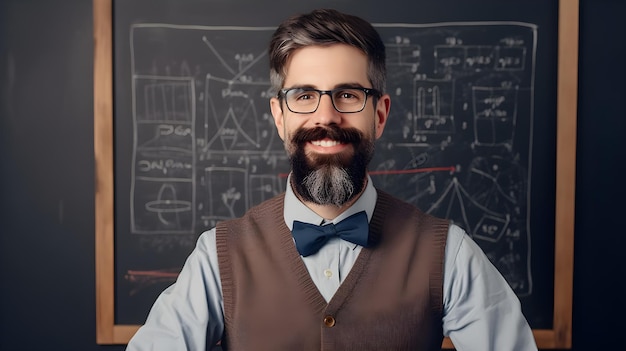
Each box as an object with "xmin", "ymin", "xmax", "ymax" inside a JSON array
[{"xmin": 270, "ymin": 44, "xmax": 390, "ymax": 206}]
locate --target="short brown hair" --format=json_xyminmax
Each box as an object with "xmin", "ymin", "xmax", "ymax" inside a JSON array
[{"xmin": 268, "ymin": 9, "xmax": 386, "ymax": 96}]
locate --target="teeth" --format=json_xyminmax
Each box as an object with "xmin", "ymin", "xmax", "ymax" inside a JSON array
[{"xmin": 311, "ymin": 140, "xmax": 340, "ymax": 147}]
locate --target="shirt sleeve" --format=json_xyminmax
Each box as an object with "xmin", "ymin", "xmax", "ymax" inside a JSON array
[
  {"xmin": 126, "ymin": 229, "xmax": 224, "ymax": 351},
  {"xmin": 442, "ymin": 224, "xmax": 537, "ymax": 351}
]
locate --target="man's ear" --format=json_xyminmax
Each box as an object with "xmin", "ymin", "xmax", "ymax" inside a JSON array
[
  {"xmin": 374, "ymin": 94, "xmax": 391, "ymax": 139},
  {"xmin": 270, "ymin": 97, "xmax": 285, "ymax": 141}
]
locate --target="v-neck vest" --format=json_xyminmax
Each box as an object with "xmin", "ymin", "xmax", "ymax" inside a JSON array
[{"xmin": 216, "ymin": 190, "xmax": 449, "ymax": 351}]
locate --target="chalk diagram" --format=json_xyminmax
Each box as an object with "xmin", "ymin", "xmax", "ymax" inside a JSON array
[
  {"xmin": 125, "ymin": 23, "xmax": 537, "ymax": 297},
  {"xmin": 370, "ymin": 23, "xmax": 535, "ymax": 294},
  {"xmin": 131, "ymin": 76, "xmax": 196, "ymax": 234}
]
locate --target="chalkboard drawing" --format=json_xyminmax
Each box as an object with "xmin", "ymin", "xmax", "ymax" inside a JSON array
[
  {"xmin": 426, "ymin": 177, "xmax": 475, "ymax": 233},
  {"xmin": 131, "ymin": 76, "xmax": 196, "ymax": 234},
  {"xmin": 125, "ymin": 269, "xmax": 181, "ymax": 297},
  {"xmin": 193, "ymin": 30, "xmax": 288, "ymax": 227},
  {"xmin": 145, "ymin": 183, "xmax": 193, "ymax": 227},
  {"xmin": 371, "ymin": 23, "xmax": 535, "ymax": 296},
  {"xmin": 495, "ymin": 46, "xmax": 526, "ymax": 71},
  {"xmin": 425, "ymin": 173, "xmax": 516, "ymax": 245},
  {"xmin": 202, "ymin": 167, "xmax": 247, "ymax": 224},
  {"xmin": 472, "ymin": 86, "xmax": 519, "ymax": 148},
  {"xmin": 434, "ymin": 41, "xmax": 526, "ymax": 74},
  {"xmin": 464, "ymin": 154, "xmax": 529, "ymax": 292},
  {"xmin": 465, "ymin": 155, "xmax": 527, "ymax": 214},
  {"xmin": 250, "ymin": 174, "xmax": 283, "ymax": 206},
  {"xmin": 385, "ymin": 37, "xmax": 421, "ymax": 71},
  {"xmin": 412, "ymin": 78, "xmax": 455, "ymax": 144},
  {"xmin": 204, "ymin": 76, "xmax": 271, "ymax": 152}
]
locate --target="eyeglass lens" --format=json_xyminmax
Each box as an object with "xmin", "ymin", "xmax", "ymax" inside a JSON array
[{"xmin": 284, "ymin": 88, "xmax": 368, "ymax": 113}]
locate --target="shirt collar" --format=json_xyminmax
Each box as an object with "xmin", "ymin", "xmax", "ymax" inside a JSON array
[{"xmin": 283, "ymin": 174, "xmax": 377, "ymax": 230}]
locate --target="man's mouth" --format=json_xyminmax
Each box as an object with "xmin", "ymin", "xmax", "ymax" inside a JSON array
[
  {"xmin": 293, "ymin": 126, "xmax": 361, "ymax": 147},
  {"xmin": 311, "ymin": 140, "xmax": 342, "ymax": 147}
]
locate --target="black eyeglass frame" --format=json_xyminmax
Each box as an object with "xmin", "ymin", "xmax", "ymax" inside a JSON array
[{"xmin": 278, "ymin": 87, "xmax": 381, "ymax": 114}]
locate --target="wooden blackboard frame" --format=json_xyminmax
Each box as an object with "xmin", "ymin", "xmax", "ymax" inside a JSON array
[{"xmin": 93, "ymin": 0, "xmax": 578, "ymax": 347}]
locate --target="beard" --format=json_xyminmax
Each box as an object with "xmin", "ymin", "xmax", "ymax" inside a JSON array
[{"xmin": 288, "ymin": 125, "xmax": 375, "ymax": 207}]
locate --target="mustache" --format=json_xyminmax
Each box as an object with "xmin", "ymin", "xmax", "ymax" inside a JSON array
[{"xmin": 291, "ymin": 126, "xmax": 363, "ymax": 145}]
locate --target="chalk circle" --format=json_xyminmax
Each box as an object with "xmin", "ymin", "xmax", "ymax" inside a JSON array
[{"xmin": 145, "ymin": 199, "xmax": 192, "ymax": 213}]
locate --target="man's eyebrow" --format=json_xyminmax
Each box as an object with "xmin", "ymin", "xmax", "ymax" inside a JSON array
[
  {"xmin": 282, "ymin": 84, "xmax": 315, "ymax": 90},
  {"xmin": 333, "ymin": 82, "xmax": 367, "ymax": 89},
  {"xmin": 284, "ymin": 83, "xmax": 368, "ymax": 90}
]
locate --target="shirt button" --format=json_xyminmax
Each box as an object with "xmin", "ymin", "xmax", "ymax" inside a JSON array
[
  {"xmin": 323, "ymin": 315, "xmax": 336, "ymax": 327},
  {"xmin": 324, "ymin": 269, "xmax": 333, "ymax": 278}
]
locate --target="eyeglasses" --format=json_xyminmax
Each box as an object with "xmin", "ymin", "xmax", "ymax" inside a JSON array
[{"xmin": 279, "ymin": 87, "xmax": 381, "ymax": 114}]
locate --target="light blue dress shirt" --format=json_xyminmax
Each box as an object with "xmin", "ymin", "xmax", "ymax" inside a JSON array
[{"xmin": 127, "ymin": 176, "xmax": 537, "ymax": 350}]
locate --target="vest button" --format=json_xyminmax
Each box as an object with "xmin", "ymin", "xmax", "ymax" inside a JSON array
[{"xmin": 323, "ymin": 315, "xmax": 336, "ymax": 327}]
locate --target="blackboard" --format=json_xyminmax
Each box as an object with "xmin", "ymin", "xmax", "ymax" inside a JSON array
[{"xmin": 94, "ymin": 0, "xmax": 578, "ymax": 347}]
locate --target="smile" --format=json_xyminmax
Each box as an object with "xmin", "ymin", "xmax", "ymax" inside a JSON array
[{"xmin": 311, "ymin": 140, "xmax": 343, "ymax": 147}]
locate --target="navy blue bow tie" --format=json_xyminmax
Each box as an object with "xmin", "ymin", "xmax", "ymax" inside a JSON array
[{"xmin": 291, "ymin": 211, "xmax": 370, "ymax": 257}]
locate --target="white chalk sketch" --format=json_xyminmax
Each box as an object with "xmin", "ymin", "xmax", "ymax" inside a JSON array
[
  {"xmin": 203, "ymin": 166, "xmax": 247, "ymax": 222},
  {"xmin": 127, "ymin": 22, "xmax": 536, "ymax": 297},
  {"xmin": 131, "ymin": 76, "xmax": 196, "ymax": 234}
]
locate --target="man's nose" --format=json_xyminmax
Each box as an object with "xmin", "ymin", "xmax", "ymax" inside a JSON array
[{"xmin": 312, "ymin": 94, "xmax": 341, "ymax": 125}]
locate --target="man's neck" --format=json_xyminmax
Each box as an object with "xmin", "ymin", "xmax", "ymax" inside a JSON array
[{"xmin": 302, "ymin": 198, "xmax": 356, "ymax": 221}]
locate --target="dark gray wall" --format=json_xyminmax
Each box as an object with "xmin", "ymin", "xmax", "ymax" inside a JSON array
[
  {"xmin": 0, "ymin": 0, "xmax": 624, "ymax": 350},
  {"xmin": 0, "ymin": 1, "xmax": 124, "ymax": 350}
]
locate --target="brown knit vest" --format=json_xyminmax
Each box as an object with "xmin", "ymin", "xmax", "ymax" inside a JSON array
[{"xmin": 216, "ymin": 190, "xmax": 449, "ymax": 351}]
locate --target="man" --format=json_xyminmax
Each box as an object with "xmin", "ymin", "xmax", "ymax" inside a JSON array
[{"xmin": 127, "ymin": 9, "xmax": 536, "ymax": 350}]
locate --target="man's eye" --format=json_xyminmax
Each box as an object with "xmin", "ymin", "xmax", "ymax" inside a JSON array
[
  {"xmin": 297, "ymin": 93, "xmax": 315, "ymax": 100},
  {"xmin": 336, "ymin": 90, "xmax": 359, "ymax": 100}
]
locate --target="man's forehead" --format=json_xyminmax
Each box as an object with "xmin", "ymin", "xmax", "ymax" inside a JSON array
[{"xmin": 282, "ymin": 44, "xmax": 370, "ymax": 88}]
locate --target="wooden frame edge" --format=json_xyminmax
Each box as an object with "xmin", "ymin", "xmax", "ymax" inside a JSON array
[
  {"xmin": 552, "ymin": 0, "xmax": 578, "ymax": 348},
  {"xmin": 95, "ymin": 0, "xmax": 144, "ymax": 343},
  {"xmin": 94, "ymin": 0, "xmax": 578, "ymax": 347},
  {"xmin": 94, "ymin": 0, "xmax": 114, "ymax": 344}
]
